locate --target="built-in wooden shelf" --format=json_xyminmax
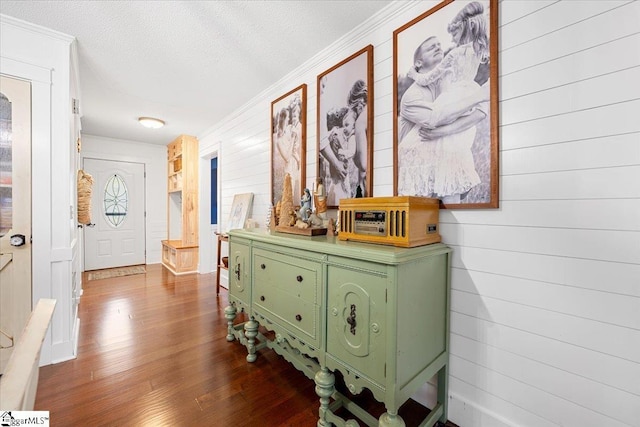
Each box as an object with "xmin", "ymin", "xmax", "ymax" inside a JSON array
[{"xmin": 161, "ymin": 135, "xmax": 199, "ymax": 275}]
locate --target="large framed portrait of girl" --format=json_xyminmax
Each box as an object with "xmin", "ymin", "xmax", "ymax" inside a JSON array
[
  {"xmin": 317, "ymin": 45, "xmax": 374, "ymax": 209},
  {"xmin": 393, "ymin": 0, "xmax": 499, "ymax": 209},
  {"xmin": 271, "ymin": 84, "xmax": 306, "ymax": 208}
]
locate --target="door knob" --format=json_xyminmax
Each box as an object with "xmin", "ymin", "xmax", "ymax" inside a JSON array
[{"xmin": 9, "ymin": 234, "xmax": 26, "ymax": 247}]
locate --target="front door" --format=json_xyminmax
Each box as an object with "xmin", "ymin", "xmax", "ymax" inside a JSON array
[
  {"xmin": 83, "ymin": 158, "xmax": 145, "ymax": 271},
  {"xmin": 0, "ymin": 75, "xmax": 32, "ymax": 374}
]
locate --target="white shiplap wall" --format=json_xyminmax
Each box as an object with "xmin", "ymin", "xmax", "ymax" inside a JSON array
[{"xmin": 198, "ymin": 1, "xmax": 640, "ymax": 426}]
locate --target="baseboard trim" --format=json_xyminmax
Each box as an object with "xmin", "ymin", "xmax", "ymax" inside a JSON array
[{"xmin": 448, "ymin": 391, "xmax": 515, "ymax": 427}]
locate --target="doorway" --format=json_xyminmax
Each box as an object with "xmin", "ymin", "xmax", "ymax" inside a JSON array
[
  {"xmin": 198, "ymin": 148, "xmax": 220, "ymax": 274},
  {"xmin": 83, "ymin": 158, "xmax": 146, "ymax": 271}
]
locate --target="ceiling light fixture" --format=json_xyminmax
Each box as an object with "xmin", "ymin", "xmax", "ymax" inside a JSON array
[{"xmin": 138, "ymin": 116, "xmax": 165, "ymax": 129}]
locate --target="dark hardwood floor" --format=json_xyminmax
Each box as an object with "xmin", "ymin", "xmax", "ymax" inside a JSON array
[{"xmin": 35, "ymin": 264, "xmax": 457, "ymax": 426}]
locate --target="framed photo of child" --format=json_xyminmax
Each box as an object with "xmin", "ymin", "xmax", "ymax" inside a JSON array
[
  {"xmin": 271, "ymin": 84, "xmax": 306, "ymax": 208},
  {"xmin": 317, "ymin": 45, "xmax": 374, "ymax": 209},
  {"xmin": 393, "ymin": 0, "xmax": 499, "ymax": 209}
]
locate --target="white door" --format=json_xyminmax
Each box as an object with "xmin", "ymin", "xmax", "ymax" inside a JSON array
[
  {"xmin": 83, "ymin": 159, "xmax": 145, "ymax": 271},
  {"xmin": 0, "ymin": 76, "xmax": 32, "ymax": 373}
]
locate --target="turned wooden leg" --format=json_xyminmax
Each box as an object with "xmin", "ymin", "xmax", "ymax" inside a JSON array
[
  {"xmin": 224, "ymin": 304, "xmax": 237, "ymax": 342},
  {"xmin": 244, "ymin": 316, "xmax": 259, "ymax": 362},
  {"xmin": 379, "ymin": 412, "xmax": 406, "ymax": 427},
  {"xmin": 314, "ymin": 367, "xmax": 335, "ymax": 427}
]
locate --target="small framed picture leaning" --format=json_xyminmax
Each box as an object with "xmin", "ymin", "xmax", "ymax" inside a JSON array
[
  {"xmin": 393, "ymin": 0, "xmax": 499, "ymax": 209},
  {"xmin": 317, "ymin": 45, "xmax": 374, "ymax": 209},
  {"xmin": 271, "ymin": 84, "xmax": 307, "ymax": 209}
]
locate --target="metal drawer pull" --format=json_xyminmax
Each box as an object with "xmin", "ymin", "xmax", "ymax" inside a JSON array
[
  {"xmin": 260, "ymin": 295, "xmax": 265, "ymax": 301},
  {"xmin": 296, "ymin": 275, "xmax": 303, "ymax": 282},
  {"xmin": 234, "ymin": 264, "xmax": 241, "ymax": 280},
  {"xmin": 261, "ymin": 263, "xmax": 266, "ymax": 269},
  {"xmin": 347, "ymin": 304, "xmax": 357, "ymax": 335},
  {"xmin": 295, "ymin": 314, "xmax": 302, "ymax": 322}
]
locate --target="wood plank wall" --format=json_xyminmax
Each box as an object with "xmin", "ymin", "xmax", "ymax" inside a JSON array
[{"xmin": 198, "ymin": 1, "xmax": 640, "ymax": 426}]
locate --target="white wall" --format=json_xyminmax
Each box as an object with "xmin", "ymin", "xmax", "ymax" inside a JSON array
[
  {"xmin": 199, "ymin": 1, "xmax": 640, "ymax": 426},
  {"xmin": 81, "ymin": 135, "xmax": 167, "ymax": 265}
]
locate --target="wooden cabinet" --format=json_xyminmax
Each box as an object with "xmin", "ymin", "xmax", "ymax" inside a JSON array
[
  {"xmin": 161, "ymin": 135, "xmax": 199, "ymax": 275},
  {"xmin": 225, "ymin": 229, "xmax": 452, "ymax": 427}
]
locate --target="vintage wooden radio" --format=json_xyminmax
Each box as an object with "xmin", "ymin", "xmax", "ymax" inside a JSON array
[{"xmin": 338, "ymin": 196, "xmax": 441, "ymax": 247}]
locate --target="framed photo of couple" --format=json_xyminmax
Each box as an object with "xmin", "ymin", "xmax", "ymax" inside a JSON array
[
  {"xmin": 317, "ymin": 45, "xmax": 374, "ymax": 209},
  {"xmin": 271, "ymin": 84, "xmax": 307, "ymax": 208},
  {"xmin": 393, "ymin": 0, "xmax": 499, "ymax": 209}
]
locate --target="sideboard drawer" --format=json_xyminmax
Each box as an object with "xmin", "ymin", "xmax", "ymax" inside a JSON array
[
  {"xmin": 252, "ymin": 248, "xmax": 322, "ymax": 345},
  {"xmin": 253, "ymin": 248, "xmax": 320, "ymax": 304},
  {"xmin": 253, "ymin": 283, "xmax": 319, "ymax": 342}
]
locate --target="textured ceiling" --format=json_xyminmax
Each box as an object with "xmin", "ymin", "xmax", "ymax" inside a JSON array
[{"xmin": 0, "ymin": 1, "xmax": 391, "ymax": 145}]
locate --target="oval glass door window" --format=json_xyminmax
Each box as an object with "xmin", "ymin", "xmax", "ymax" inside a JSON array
[{"xmin": 104, "ymin": 174, "xmax": 128, "ymax": 227}]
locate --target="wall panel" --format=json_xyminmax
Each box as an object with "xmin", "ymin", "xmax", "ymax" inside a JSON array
[
  {"xmin": 450, "ymin": 354, "xmax": 632, "ymax": 427},
  {"xmin": 501, "ymin": 67, "xmax": 640, "ymax": 124},
  {"xmin": 501, "ymin": 34, "xmax": 640, "ymax": 100},
  {"xmin": 501, "ymin": 133, "xmax": 640, "ymax": 174},
  {"xmin": 500, "ymin": 1, "xmax": 638, "ymax": 74},
  {"xmin": 451, "ymin": 312, "xmax": 640, "ymax": 396},
  {"xmin": 451, "ymin": 246, "xmax": 640, "ymax": 297},
  {"xmin": 501, "ymin": 166, "xmax": 640, "ymax": 200},
  {"xmin": 452, "ymin": 290, "xmax": 639, "ymax": 361},
  {"xmin": 452, "ymin": 268, "xmax": 640, "ymax": 328},
  {"xmin": 452, "ymin": 334, "xmax": 638, "ymax": 426},
  {"xmin": 500, "ymin": 100, "xmax": 640, "ymax": 150}
]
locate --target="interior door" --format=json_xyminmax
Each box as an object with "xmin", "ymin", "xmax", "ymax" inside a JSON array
[
  {"xmin": 0, "ymin": 75, "xmax": 32, "ymax": 374},
  {"xmin": 83, "ymin": 158, "xmax": 145, "ymax": 271}
]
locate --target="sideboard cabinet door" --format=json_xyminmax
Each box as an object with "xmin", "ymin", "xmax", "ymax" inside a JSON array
[
  {"xmin": 229, "ymin": 240, "xmax": 251, "ymax": 310},
  {"xmin": 326, "ymin": 264, "xmax": 387, "ymax": 386}
]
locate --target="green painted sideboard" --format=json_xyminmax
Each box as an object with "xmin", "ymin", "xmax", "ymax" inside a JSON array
[{"xmin": 224, "ymin": 229, "xmax": 451, "ymax": 427}]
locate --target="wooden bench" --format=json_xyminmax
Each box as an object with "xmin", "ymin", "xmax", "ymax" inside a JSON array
[{"xmin": 0, "ymin": 299, "xmax": 56, "ymax": 410}]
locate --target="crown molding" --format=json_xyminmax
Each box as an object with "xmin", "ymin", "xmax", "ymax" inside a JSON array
[{"xmin": 1, "ymin": 13, "xmax": 75, "ymax": 44}]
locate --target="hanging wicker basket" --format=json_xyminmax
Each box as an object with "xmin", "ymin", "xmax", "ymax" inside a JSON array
[{"xmin": 77, "ymin": 169, "xmax": 94, "ymax": 225}]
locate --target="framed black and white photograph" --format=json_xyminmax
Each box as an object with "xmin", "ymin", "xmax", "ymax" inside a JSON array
[
  {"xmin": 271, "ymin": 84, "xmax": 306, "ymax": 208},
  {"xmin": 393, "ymin": 0, "xmax": 499, "ymax": 209},
  {"xmin": 317, "ymin": 45, "xmax": 373, "ymax": 209}
]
